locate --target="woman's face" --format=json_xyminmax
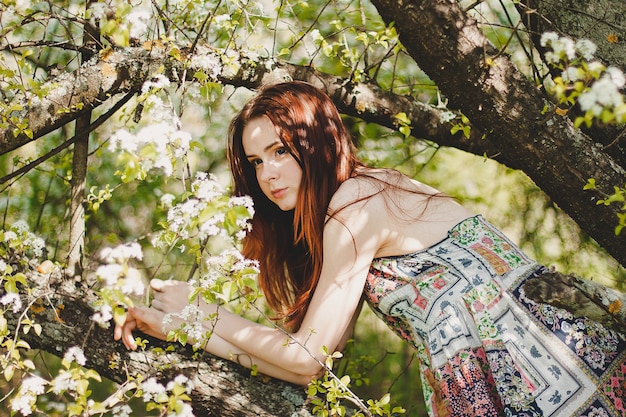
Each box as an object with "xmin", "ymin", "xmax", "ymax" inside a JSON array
[{"xmin": 242, "ymin": 117, "xmax": 303, "ymax": 211}]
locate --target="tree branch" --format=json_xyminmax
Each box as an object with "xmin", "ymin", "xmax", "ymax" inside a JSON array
[
  {"xmin": 4, "ymin": 267, "xmax": 313, "ymax": 417},
  {"xmin": 369, "ymin": 0, "xmax": 626, "ymax": 267},
  {"xmin": 0, "ymin": 38, "xmax": 624, "ymax": 266}
]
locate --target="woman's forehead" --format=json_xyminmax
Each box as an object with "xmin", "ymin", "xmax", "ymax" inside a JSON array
[{"xmin": 242, "ymin": 117, "xmax": 280, "ymax": 153}]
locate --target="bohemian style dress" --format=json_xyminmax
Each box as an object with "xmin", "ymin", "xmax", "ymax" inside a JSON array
[{"xmin": 364, "ymin": 215, "xmax": 626, "ymax": 417}]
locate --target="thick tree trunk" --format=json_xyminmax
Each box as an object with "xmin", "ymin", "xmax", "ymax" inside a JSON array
[
  {"xmin": 5, "ymin": 267, "xmax": 312, "ymax": 417},
  {"xmin": 368, "ymin": 0, "xmax": 626, "ymax": 267}
]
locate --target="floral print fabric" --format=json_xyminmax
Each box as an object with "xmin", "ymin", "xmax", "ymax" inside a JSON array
[{"xmin": 364, "ymin": 215, "xmax": 626, "ymax": 417}]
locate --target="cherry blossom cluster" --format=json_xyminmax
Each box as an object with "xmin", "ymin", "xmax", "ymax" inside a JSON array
[
  {"xmin": 541, "ymin": 32, "xmax": 626, "ymax": 124},
  {"xmin": 93, "ymin": 242, "xmax": 145, "ymax": 327}
]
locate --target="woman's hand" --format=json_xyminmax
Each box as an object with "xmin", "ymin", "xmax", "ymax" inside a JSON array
[
  {"xmin": 114, "ymin": 279, "xmax": 190, "ymax": 350},
  {"xmin": 113, "ymin": 306, "xmax": 175, "ymax": 350},
  {"xmin": 150, "ymin": 278, "xmax": 218, "ymax": 317},
  {"xmin": 149, "ymin": 278, "xmax": 193, "ymax": 314},
  {"xmin": 114, "ymin": 279, "xmax": 218, "ymax": 350}
]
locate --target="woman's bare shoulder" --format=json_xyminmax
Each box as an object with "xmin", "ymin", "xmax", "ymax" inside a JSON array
[
  {"xmin": 328, "ymin": 170, "xmax": 390, "ymax": 211},
  {"xmin": 331, "ymin": 169, "xmax": 440, "ymax": 202}
]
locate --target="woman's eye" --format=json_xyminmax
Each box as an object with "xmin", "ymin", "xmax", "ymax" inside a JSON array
[
  {"xmin": 250, "ymin": 158, "xmax": 262, "ymax": 167},
  {"xmin": 276, "ymin": 147, "xmax": 288, "ymax": 156}
]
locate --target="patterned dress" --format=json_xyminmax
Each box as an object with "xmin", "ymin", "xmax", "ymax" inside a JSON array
[{"xmin": 364, "ymin": 215, "xmax": 626, "ymax": 417}]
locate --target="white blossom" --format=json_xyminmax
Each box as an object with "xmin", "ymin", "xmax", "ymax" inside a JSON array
[
  {"xmin": 190, "ymin": 46, "xmax": 223, "ymax": 80},
  {"xmin": 163, "ymin": 305, "xmax": 207, "ymax": 348},
  {"xmin": 229, "ymin": 195, "xmax": 255, "ymax": 217},
  {"xmin": 167, "ymin": 374, "xmax": 194, "ymax": 392},
  {"xmin": 575, "ymin": 38, "xmax": 597, "ymax": 60},
  {"xmin": 11, "ymin": 392, "xmax": 35, "ymax": 415},
  {"xmin": 578, "ymin": 75, "xmax": 624, "ymax": 115},
  {"xmin": 540, "ymin": 32, "xmax": 559, "ymax": 47},
  {"xmin": 21, "ymin": 375, "xmax": 47, "ymax": 395},
  {"xmin": 0, "ymin": 259, "xmax": 7, "ymax": 274},
  {"xmin": 100, "ymin": 242, "xmax": 143, "ymax": 264},
  {"xmin": 51, "ymin": 371, "xmax": 77, "ymax": 394},
  {"xmin": 12, "ymin": 220, "xmax": 30, "ymax": 234},
  {"xmin": 167, "ymin": 199, "xmax": 203, "ymax": 237},
  {"xmin": 64, "ymin": 346, "xmax": 87, "ymax": 366},
  {"xmin": 607, "ymin": 66, "xmax": 626, "ymax": 88},
  {"xmin": 541, "ymin": 32, "xmax": 576, "ymax": 63},
  {"xmin": 141, "ymin": 377, "xmax": 166, "ymax": 402},
  {"xmin": 3, "ymin": 230, "xmax": 17, "ymax": 242},
  {"xmin": 150, "ymin": 231, "xmax": 167, "ymax": 249},
  {"xmin": 160, "ymin": 193, "xmax": 176, "ymax": 208},
  {"xmin": 192, "ymin": 172, "xmax": 223, "ymax": 201},
  {"xmin": 198, "ymin": 212, "xmax": 224, "ymax": 239},
  {"xmin": 587, "ymin": 61, "xmax": 605, "ymax": 75},
  {"xmin": 28, "ymin": 237, "xmax": 45, "ymax": 257},
  {"xmin": 96, "ymin": 263, "xmax": 124, "ymax": 287},
  {"xmin": 108, "ymin": 93, "xmax": 192, "ymax": 179},
  {"xmin": 169, "ymin": 129, "xmax": 192, "ymax": 158},
  {"xmin": 561, "ymin": 66, "xmax": 582, "ymax": 83},
  {"xmin": 120, "ymin": 267, "xmax": 145, "ymax": 297},
  {"xmin": 144, "ymin": 94, "xmax": 171, "ymax": 121},
  {"xmin": 219, "ymin": 49, "xmax": 241, "ymax": 78},
  {"xmin": 128, "ymin": 8, "xmax": 151, "ymax": 39},
  {"xmin": 91, "ymin": 303, "xmax": 113, "ymax": 326},
  {"xmin": 111, "ymin": 404, "xmax": 133, "ymax": 417},
  {"xmin": 577, "ymin": 90, "xmax": 602, "ymax": 115},
  {"xmin": 1, "ymin": 292, "xmax": 22, "ymax": 313},
  {"xmin": 108, "ymin": 129, "xmax": 139, "ymax": 153},
  {"xmin": 179, "ymin": 304, "xmax": 204, "ymax": 321},
  {"xmin": 309, "ymin": 29, "xmax": 323, "ymax": 43},
  {"xmin": 142, "ymin": 74, "xmax": 171, "ymax": 94},
  {"xmin": 595, "ymin": 77, "xmax": 623, "ymax": 107}
]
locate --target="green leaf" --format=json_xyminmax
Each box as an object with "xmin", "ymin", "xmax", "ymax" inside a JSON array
[
  {"xmin": 583, "ymin": 178, "xmax": 596, "ymax": 190},
  {"xmin": 4, "ymin": 364, "xmax": 15, "ymax": 381},
  {"xmin": 113, "ymin": 307, "xmax": 127, "ymax": 326},
  {"xmin": 394, "ymin": 112, "xmax": 411, "ymax": 126}
]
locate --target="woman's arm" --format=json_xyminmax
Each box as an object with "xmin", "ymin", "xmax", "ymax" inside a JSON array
[
  {"xmin": 203, "ymin": 186, "xmax": 384, "ymax": 375},
  {"xmin": 115, "ymin": 179, "xmax": 386, "ymax": 380},
  {"xmin": 114, "ymin": 305, "xmax": 319, "ymax": 385}
]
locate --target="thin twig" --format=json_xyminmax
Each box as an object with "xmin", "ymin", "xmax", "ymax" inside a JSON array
[{"xmin": 0, "ymin": 91, "xmax": 135, "ymax": 188}]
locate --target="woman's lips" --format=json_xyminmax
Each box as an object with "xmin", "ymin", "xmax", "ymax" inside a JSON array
[{"xmin": 271, "ymin": 188, "xmax": 287, "ymax": 199}]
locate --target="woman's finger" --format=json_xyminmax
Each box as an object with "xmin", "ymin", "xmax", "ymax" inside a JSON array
[
  {"xmin": 150, "ymin": 278, "xmax": 173, "ymax": 292},
  {"xmin": 150, "ymin": 278, "xmax": 162, "ymax": 292},
  {"xmin": 132, "ymin": 306, "xmax": 169, "ymax": 337},
  {"xmin": 151, "ymin": 278, "xmax": 189, "ymax": 292},
  {"xmin": 114, "ymin": 321, "xmax": 132, "ymax": 342},
  {"xmin": 119, "ymin": 318, "xmax": 138, "ymax": 350}
]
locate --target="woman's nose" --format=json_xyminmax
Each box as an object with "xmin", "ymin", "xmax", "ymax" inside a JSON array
[{"xmin": 260, "ymin": 161, "xmax": 279, "ymax": 182}]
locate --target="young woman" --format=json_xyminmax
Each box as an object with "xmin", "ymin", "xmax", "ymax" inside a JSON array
[{"xmin": 115, "ymin": 81, "xmax": 626, "ymax": 416}]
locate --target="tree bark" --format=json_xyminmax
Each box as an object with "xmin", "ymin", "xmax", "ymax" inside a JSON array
[{"xmin": 66, "ymin": 115, "xmax": 89, "ymax": 278}]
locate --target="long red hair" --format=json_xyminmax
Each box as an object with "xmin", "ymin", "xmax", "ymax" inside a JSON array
[{"xmin": 227, "ymin": 81, "xmax": 363, "ymax": 330}]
